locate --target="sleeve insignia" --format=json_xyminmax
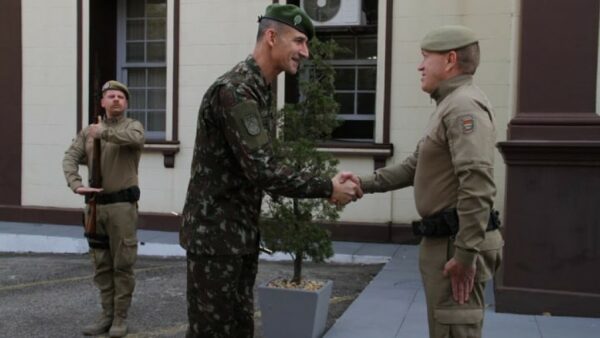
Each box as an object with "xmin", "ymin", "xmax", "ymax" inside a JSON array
[
  {"xmin": 243, "ymin": 114, "xmax": 261, "ymax": 136},
  {"xmin": 460, "ymin": 115, "xmax": 475, "ymax": 134}
]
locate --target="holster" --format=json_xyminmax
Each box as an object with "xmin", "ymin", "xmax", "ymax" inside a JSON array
[
  {"xmin": 85, "ymin": 232, "xmax": 110, "ymax": 249},
  {"xmin": 412, "ymin": 208, "xmax": 500, "ymax": 237}
]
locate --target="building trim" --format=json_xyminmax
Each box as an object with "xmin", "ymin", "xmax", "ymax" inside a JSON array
[
  {"xmin": 77, "ymin": 0, "xmax": 83, "ymax": 132},
  {"xmin": 172, "ymin": 0, "xmax": 180, "ymax": 140},
  {"xmin": 382, "ymin": 0, "xmax": 393, "ymax": 144},
  {"xmin": 0, "ymin": 205, "xmax": 418, "ymax": 244},
  {"xmin": 0, "ymin": 0, "xmax": 22, "ymax": 205}
]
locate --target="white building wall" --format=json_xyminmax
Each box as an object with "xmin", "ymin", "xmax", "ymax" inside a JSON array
[
  {"xmin": 20, "ymin": 0, "xmax": 519, "ymax": 226},
  {"xmin": 339, "ymin": 0, "xmax": 519, "ymax": 224},
  {"xmin": 163, "ymin": 0, "xmax": 271, "ymax": 213},
  {"xmin": 21, "ymin": 0, "xmax": 80, "ymax": 208}
]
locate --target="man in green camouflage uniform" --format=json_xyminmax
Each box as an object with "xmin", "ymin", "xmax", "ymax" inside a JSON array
[
  {"xmin": 180, "ymin": 4, "xmax": 359, "ymax": 338},
  {"xmin": 342, "ymin": 26, "xmax": 503, "ymax": 338},
  {"xmin": 63, "ymin": 80, "xmax": 145, "ymax": 337}
]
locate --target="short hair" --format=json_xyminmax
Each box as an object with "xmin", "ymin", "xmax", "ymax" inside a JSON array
[
  {"xmin": 257, "ymin": 18, "xmax": 284, "ymax": 41},
  {"xmin": 455, "ymin": 42, "xmax": 480, "ymax": 75}
]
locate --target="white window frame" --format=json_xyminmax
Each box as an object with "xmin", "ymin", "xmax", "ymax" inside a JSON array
[
  {"xmin": 116, "ymin": 0, "xmax": 174, "ymax": 141},
  {"xmin": 329, "ymin": 34, "xmax": 378, "ymax": 142}
]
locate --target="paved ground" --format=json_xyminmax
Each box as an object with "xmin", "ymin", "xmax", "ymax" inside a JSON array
[
  {"xmin": 0, "ymin": 252, "xmax": 381, "ymax": 338},
  {"xmin": 2, "ymin": 221, "xmax": 600, "ymax": 338}
]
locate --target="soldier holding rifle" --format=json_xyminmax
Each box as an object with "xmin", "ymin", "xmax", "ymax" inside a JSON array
[{"xmin": 63, "ymin": 80, "xmax": 145, "ymax": 337}]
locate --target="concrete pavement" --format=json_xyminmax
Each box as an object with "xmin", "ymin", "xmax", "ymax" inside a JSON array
[{"xmin": 2, "ymin": 221, "xmax": 599, "ymax": 337}]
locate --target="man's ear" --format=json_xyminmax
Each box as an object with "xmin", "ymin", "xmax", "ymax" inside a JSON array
[
  {"xmin": 445, "ymin": 51, "xmax": 458, "ymax": 71},
  {"xmin": 265, "ymin": 28, "xmax": 277, "ymax": 47}
]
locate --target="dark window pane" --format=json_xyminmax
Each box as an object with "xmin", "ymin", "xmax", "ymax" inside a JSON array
[
  {"xmin": 364, "ymin": 0, "xmax": 378, "ymax": 25},
  {"xmin": 127, "ymin": 111, "xmax": 145, "ymax": 125},
  {"xmin": 148, "ymin": 68, "xmax": 166, "ymax": 87},
  {"xmin": 332, "ymin": 120, "xmax": 374, "ymax": 140},
  {"xmin": 334, "ymin": 68, "xmax": 355, "ymax": 90},
  {"xmin": 147, "ymin": 18, "xmax": 166, "ymax": 39},
  {"xmin": 129, "ymin": 89, "xmax": 146, "ymax": 109},
  {"xmin": 126, "ymin": 42, "xmax": 145, "ymax": 62},
  {"xmin": 335, "ymin": 93, "xmax": 354, "ymax": 115},
  {"xmin": 357, "ymin": 93, "xmax": 376, "ymax": 115},
  {"xmin": 147, "ymin": 111, "xmax": 165, "ymax": 131},
  {"xmin": 357, "ymin": 37, "xmax": 377, "ymax": 60},
  {"xmin": 126, "ymin": 19, "xmax": 144, "ymax": 40},
  {"xmin": 127, "ymin": 69, "xmax": 146, "ymax": 87},
  {"xmin": 332, "ymin": 37, "xmax": 355, "ymax": 60},
  {"xmin": 147, "ymin": 0, "xmax": 167, "ymax": 17},
  {"xmin": 357, "ymin": 68, "xmax": 376, "ymax": 90},
  {"xmin": 148, "ymin": 89, "xmax": 166, "ymax": 109},
  {"xmin": 127, "ymin": 0, "xmax": 144, "ymax": 18},
  {"xmin": 147, "ymin": 42, "xmax": 166, "ymax": 62}
]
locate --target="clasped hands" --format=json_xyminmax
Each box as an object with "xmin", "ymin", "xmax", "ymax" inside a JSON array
[{"xmin": 329, "ymin": 171, "xmax": 362, "ymax": 206}]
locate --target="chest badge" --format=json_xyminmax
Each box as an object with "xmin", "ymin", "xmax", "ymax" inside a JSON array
[
  {"xmin": 460, "ymin": 115, "xmax": 474, "ymax": 134},
  {"xmin": 243, "ymin": 114, "xmax": 261, "ymax": 136}
]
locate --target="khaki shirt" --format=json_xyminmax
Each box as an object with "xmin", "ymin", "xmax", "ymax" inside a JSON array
[
  {"xmin": 360, "ymin": 75, "xmax": 503, "ymax": 266},
  {"xmin": 63, "ymin": 115, "xmax": 145, "ymax": 194}
]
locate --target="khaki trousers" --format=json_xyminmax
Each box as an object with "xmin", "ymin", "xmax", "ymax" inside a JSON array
[
  {"xmin": 86, "ymin": 202, "xmax": 138, "ymax": 318},
  {"xmin": 419, "ymin": 236, "xmax": 502, "ymax": 338}
]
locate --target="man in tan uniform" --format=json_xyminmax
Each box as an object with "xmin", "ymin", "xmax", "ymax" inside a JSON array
[
  {"xmin": 343, "ymin": 26, "xmax": 503, "ymax": 337},
  {"xmin": 63, "ymin": 80, "xmax": 145, "ymax": 337}
]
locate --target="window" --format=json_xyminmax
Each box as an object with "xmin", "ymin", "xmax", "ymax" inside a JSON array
[
  {"xmin": 284, "ymin": 0, "xmax": 380, "ymax": 142},
  {"xmin": 117, "ymin": 0, "xmax": 167, "ymax": 140},
  {"xmin": 327, "ymin": 34, "xmax": 377, "ymax": 141}
]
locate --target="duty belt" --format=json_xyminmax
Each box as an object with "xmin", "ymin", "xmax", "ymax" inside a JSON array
[
  {"xmin": 412, "ymin": 208, "xmax": 500, "ymax": 237},
  {"xmin": 85, "ymin": 186, "xmax": 140, "ymax": 205}
]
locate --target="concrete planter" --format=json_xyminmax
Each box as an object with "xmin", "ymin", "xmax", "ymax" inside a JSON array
[{"xmin": 258, "ymin": 279, "xmax": 333, "ymax": 338}]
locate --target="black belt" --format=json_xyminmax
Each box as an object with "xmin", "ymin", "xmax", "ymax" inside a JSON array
[
  {"xmin": 85, "ymin": 186, "xmax": 140, "ymax": 205},
  {"xmin": 412, "ymin": 208, "xmax": 500, "ymax": 237}
]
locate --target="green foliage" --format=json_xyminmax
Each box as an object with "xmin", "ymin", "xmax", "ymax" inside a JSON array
[{"xmin": 261, "ymin": 38, "xmax": 344, "ymax": 284}]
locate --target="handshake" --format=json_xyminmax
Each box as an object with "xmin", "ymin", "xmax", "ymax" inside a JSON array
[{"xmin": 329, "ymin": 171, "xmax": 363, "ymax": 206}]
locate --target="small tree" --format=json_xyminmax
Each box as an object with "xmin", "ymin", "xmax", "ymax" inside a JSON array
[{"xmin": 261, "ymin": 38, "xmax": 344, "ymax": 285}]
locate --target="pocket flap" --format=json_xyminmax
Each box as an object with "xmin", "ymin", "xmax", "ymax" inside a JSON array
[
  {"xmin": 434, "ymin": 308, "xmax": 483, "ymax": 324},
  {"xmin": 123, "ymin": 238, "xmax": 138, "ymax": 246}
]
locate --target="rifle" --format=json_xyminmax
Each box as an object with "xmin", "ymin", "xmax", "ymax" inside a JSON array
[
  {"xmin": 84, "ymin": 116, "xmax": 103, "ymax": 237},
  {"xmin": 85, "ymin": 60, "xmax": 103, "ymax": 238}
]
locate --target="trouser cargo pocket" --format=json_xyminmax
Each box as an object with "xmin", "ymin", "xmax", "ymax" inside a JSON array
[
  {"xmin": 115, "ymin": 237, "xmax": 138, "ymax": 270},
  {"xmin": 434, "ymin": 308, "xmax": 483, "ymax": 324},
  {"xmin": 433, "ymin": 307, "xmax": 483, "ymax": 338}
]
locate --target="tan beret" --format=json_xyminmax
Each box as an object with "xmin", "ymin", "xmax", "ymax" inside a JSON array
[
  {"xmin": 102, "ymin": 80, "xmax": 130, "ymax": 100},
  {"xmin": 420, "ymin": 25, "xmax": 478, "ymax": 52}
]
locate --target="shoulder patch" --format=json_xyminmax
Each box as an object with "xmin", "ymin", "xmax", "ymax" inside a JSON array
[
  {"xmin": 230, "ymin": 100, "xmax": 269, "ymax": 150},
  {"xmin": 460, "ymin": 114, "xmax": 475, "ymax": 134},
  {"xmin": 243, "ymin": 114, "xmax": 261, "ymax": 136}
]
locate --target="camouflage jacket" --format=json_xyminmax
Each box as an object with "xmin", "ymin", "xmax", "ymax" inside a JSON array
[{"xmin": 180, "ymin": 56, "xmax": 333, "ymax": 255}]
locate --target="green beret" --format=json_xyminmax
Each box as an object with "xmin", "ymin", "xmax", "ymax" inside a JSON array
[
  {"xmin": 420, "ymin": 25, "xmax": 478, "ymax": 52},
  {"xmin": 259, "ymin": 4, "xmax": 314, "ymax": 40},
  {"xmin": 102, "ymin": 80, "xmax": 129, "ymax": 100}
]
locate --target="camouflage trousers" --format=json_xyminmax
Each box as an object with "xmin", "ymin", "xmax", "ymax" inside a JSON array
[
  {"xmin": 185, "ymin": 252, "xmax": 259, "ymax": 338},
  {"xmin": 419, "ymin": 236, "xmax": 502, "ymax": 338},
  {"xmin": 86, "ymin": 202, "xmax": 138, "ymax": 318}
]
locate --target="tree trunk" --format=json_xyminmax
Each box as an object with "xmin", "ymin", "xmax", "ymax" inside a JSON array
[
  {"xmin": 292, "ymin": 198, "xmax": 303, "ymax": 284},
  {"xmin": 292, "ymin": 251, "xmax": 303, "ymax": 284}
]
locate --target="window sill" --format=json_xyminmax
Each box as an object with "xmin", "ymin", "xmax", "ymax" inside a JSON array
[
  {"xmin": 143, "ymin": 141, "xmax": 180, "ymax": 168},
  {"xmin": 317, "ymin": 141, "xmax": 393, "ymax": 156},
  {"xmin": 317, "ymin": 141, "xmax": 394, "ymax": 170}
]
